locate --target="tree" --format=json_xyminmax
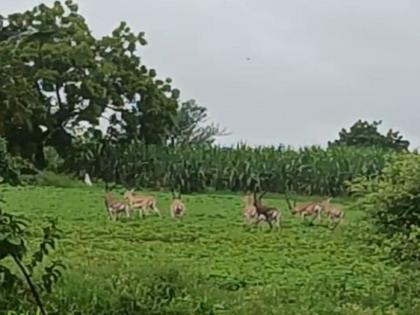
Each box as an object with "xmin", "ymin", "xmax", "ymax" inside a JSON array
[
  {"xmin": 328, "ymin": 120, "xmax": 409, "ymax": 151},
  {"xmin": 168, "ymin": 99, "xmax": 229, "ymax": 146},
  {"xmin": 0, "ymin": 1, "xmax": 179, "ymax": 168}
]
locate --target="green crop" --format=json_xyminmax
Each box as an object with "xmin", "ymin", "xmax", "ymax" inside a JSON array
[{"xmin": 67, "ymin": 142, "xmax": 389, "ymax": 196}]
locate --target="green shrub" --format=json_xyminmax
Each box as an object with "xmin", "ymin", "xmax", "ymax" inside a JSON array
[
  {"xmin": 34, "ymin": 171, "xmax": 84, "ymax": 188},
  {"xmin": 0, "ymin": 137, "xmax": 37, "ymax": 185},
  {"xmin": 44, "ymin": 146, "xmax": 65, "ymax": 173},
  {"xmin": 350, "ymin": 154, "xmax": 420, "ymax": 262},
  {"xmin": 0, "ymin": 201, "xmax": 65, "ymax": 314}
]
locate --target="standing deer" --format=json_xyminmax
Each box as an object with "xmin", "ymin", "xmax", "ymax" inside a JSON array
[
  {"xmin": 243, "ymin": 192, "xmax": 258, "ymax": 225},
  {"xmin": 124, "ymin": 189, "xmax": 161, "ymax": 218},
  {"xmin": 252, "ymin": 191, "xmax": 281, "ymax": 229},
  {"xmin": 285, "ymin": 192, "xmax": 323, "ymax": 221},
  {"xmin": 320, "ymin": 198, "xmax": 345, "ymax": 227},
  {"xmin": 104, "ymin": 191, "xmax": 130, "ymax": 221},
  {"xmin": 170, "ymin": 190, "xmax": 186, "ymax": 219}
]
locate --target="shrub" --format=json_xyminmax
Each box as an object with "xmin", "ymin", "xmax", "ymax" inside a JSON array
[
  {"xmin": 0, "ymin": 199, "xmax": 65, "ymax": 314},
  {"xmin": 350, "ymin": 154, "xmax": 420, "ymax": 262},
  {"xmin": 0, "ymin": 137, "xmax": 37, "ymax": 185},
  {"xmin": 44, "ymin": 146, "xmax": 65, "ymax": 173},
  {"xmin": 34, "ymin": 171, "xmax": 83, "ymax": 188}
]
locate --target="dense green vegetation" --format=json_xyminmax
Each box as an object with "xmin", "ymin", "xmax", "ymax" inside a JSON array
[
  {"xmin": 65, "ymin": 141, "xmax": 389, "ymax": 196},
  {"xmin": 350, "ymin": 153, "xmax": 420, "ymax": 263},
  {"xmin": 329, "ymin": 120, "xmax": 410, "ymax": 152},
  {"xmin": 1, "ymin": 185, "xmax": 420, "ymax": 315},
  {"xmin": 2, "ymin": 1, "xmax": 420, "ymax": 314}
]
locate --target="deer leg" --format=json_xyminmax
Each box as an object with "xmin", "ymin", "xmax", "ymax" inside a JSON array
[{"xmin": 154, "ymin": 206, "xmax": 162, "ymax": 217}]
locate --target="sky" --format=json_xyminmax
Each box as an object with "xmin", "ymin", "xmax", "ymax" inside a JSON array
[{"xmin": 2, "ymin": 0, "xmax": 420, "ymax": 148}]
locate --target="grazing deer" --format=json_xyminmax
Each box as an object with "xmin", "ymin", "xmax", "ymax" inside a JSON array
[
  {"xmin": 252, "ymin": 191, "xmax": 281, "ymax": 229},
  {"xmin": 170, "ymin": 190, "xmax": 186, "ymax": 219},
  {"xmin": 320, "ymin": 198, "xmax": 345, "ymax": 226},
  {"xmin": 124, "ymin": 189, "xmax": 161, "ymax": 218},
  {"xmin": 285, "ymin": 192, "xmax": 323, "ymax": 221},
  {"xmin": 104, "ymin": 191, "xmax": 130, "ymax": 221}
]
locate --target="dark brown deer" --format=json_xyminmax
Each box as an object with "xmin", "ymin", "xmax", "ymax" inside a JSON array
[{"xmin": 252, "ymin": 191, "xmax": 281, "ymax": 229}]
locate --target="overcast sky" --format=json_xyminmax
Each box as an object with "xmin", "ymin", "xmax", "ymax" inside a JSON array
[{"xmin": 2, "ymin": 0, "xmax": 420, "ymax": 148}]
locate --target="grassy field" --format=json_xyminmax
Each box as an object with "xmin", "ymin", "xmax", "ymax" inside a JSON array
[{"xmin": 2, "ymin": 185, "xmax": 420, "ymax": 314}]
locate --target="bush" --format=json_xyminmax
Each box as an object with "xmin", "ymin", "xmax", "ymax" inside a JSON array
[
  {"xmin": 350, "ymin": 154, "xmax": 420, "ymax": 262},
  {"xmin": 0, "ymin": 200, "xmax": 65, "ymax": 314},
  {"xmin": 0, "ymin": 137, "xmax": 37, "ymax": 185},
  {"xmin": 44, "ymin": 146, "xmax": 65, "ymax": 173},
  {"xmin": 34, "ymin": 171, "xmax": 84, "ymax": 188}
]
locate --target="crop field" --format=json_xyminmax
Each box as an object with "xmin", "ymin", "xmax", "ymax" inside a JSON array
[{"xmin": 2, "ymin": 185, "xmax": 420, "ymax": 315}]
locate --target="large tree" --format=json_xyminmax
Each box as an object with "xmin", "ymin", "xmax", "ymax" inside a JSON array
[
  {"xmin": 328, "ymin": 120, "xmax": 409, "ymax": 151},
  {"xmin": 0, "ymin": 1, "xmax": 179, "ymax": 168}
]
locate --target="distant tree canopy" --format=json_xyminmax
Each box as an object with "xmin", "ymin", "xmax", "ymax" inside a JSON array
[
  {"xmin": 0, "ymin": 0, "xmax": 180, "ymax": 168},
  {"xmin": 329, "ymin": 120, "xmax": 409, "ymax": 151},
  {"xmin": 169, "ymin": 99, "xmax": 229, "ymax": 146}
]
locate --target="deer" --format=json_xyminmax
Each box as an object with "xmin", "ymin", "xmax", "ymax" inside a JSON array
[
  {"xmin": 242, "ymin": 192, "xmax": 258, "ymax": 225},
  {"xmin": 285, "ymin": 191, "xmax": 323, "ymax": 222},
  {"xmin": 320, "ymin": 198, "xmax": 345, "ymax": 226},
  {"xmin": 170, "ymin": 190, "xmax": 186, "ymax": 219},
  {"xmin": 123, "ymin": 189, "xmax": 161, "ymax": 218},
  {"xmin": 252, "ymin": 191, "xmax": 281, "ymax": 230},
  {"xmin": 104, "ymin": 191, "xmax": 130, "ymax": 221}
]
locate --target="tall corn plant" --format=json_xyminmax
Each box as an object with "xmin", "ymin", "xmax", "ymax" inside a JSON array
[{"xmin": 66, "ymin": 142, "xmax": 390, "ymax": 195}]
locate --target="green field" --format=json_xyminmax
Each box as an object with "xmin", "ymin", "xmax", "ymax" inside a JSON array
[{"xmin": 2, "ymin": 185, "xmax": 419, "ymax": 315}]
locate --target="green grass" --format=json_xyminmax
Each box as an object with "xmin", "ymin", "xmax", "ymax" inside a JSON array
[{"xmin": 1, "ymin": 185, "xmax": 420, "ymax": 314}]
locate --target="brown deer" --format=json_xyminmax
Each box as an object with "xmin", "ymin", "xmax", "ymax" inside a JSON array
[
  {"xmin": 170, "ymin": 190, "xmax": 186, "ymax": 219},
  {"xmin": 242, "ymin": 192, "xmax": 258, "ymax": 225},
  {"xmin": 320, "ymin": 198, "xmax": 345, "ymax": 227},
  {"xmin": 252, "ymin": 191, "xmax": 281, "ymax": 229},
  {"xmin": 285, "ymin": 192, "xmax": 323, "ymax": 221},
  {"xmin": 124, "ymin": 189, "xmax": 161, "ymax": 218},
  {"xmin": 104, "ymin": 191, "xmax": 130, "ymax": 221}
]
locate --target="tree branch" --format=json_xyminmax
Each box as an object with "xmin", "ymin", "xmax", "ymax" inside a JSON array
[{"xmin": 12, "ymin": 254, "xmax": 47, "ymax": 315}]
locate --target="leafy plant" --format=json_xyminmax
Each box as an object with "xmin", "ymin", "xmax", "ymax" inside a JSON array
[
  {"xmin": 0, "ymin": 200, "xmax": 65, "ymax": 314},
  {"xmin": 349, "ymin": 154, "xmax": 420, "ymax": 262},
  {"xmin": 0, "ymin": 137, "xmax": 36, "ymax": 185}
]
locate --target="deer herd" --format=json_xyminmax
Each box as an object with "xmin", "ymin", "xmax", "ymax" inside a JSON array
[
  {"xmin": 243, "ymin": 191, "xmax": 345, "ymax": 229},
  {"xmin": 104, "ymin": 187, "xmax": 344, "ymax": 229}
]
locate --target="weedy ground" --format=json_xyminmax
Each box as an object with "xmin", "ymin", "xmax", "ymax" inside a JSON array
[{"xmin": 1, "ymin": 185, "xmax": 420, "ymax": 315}]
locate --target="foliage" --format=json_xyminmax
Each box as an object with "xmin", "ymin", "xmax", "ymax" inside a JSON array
[
  {"xmin": 2, "ymin": 186, "xmax": 420, "ymax": 314},
  {"xmin": 329, "ymin": 120, "xmax": 410, "ymax": 152},
  {"xmin": 349, "ymin": 154, "xmax": 420, "ymax": 262},
  {"xmin": 44, "ymin": 146, "xmax": 65, "ymax": 173},
  {"xmin": 169, "ymin": 99, "xmax": 229, "ymax": 146},
  {"xmin": 66, "ymin": 141, "xmax": 388, "ymax": 195},
  {"xmin": 0, "ymin": 137, "xmax": 36, "ymax": 185},
  {"xmin": 0, "ymin": 1, "xmax": 180, "ymax": 168},
  {"xmin": 33, "ymin": 171, "xmax": 83, "ymax": 188},
  {"xmin": 0, "ymin": 198, "xmax": 65, "ymax": 314}
]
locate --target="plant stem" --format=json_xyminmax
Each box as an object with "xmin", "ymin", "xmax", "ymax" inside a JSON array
[{"xmin": 12, "ymin": 254, "xmax": 47, "ymax": 315}]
